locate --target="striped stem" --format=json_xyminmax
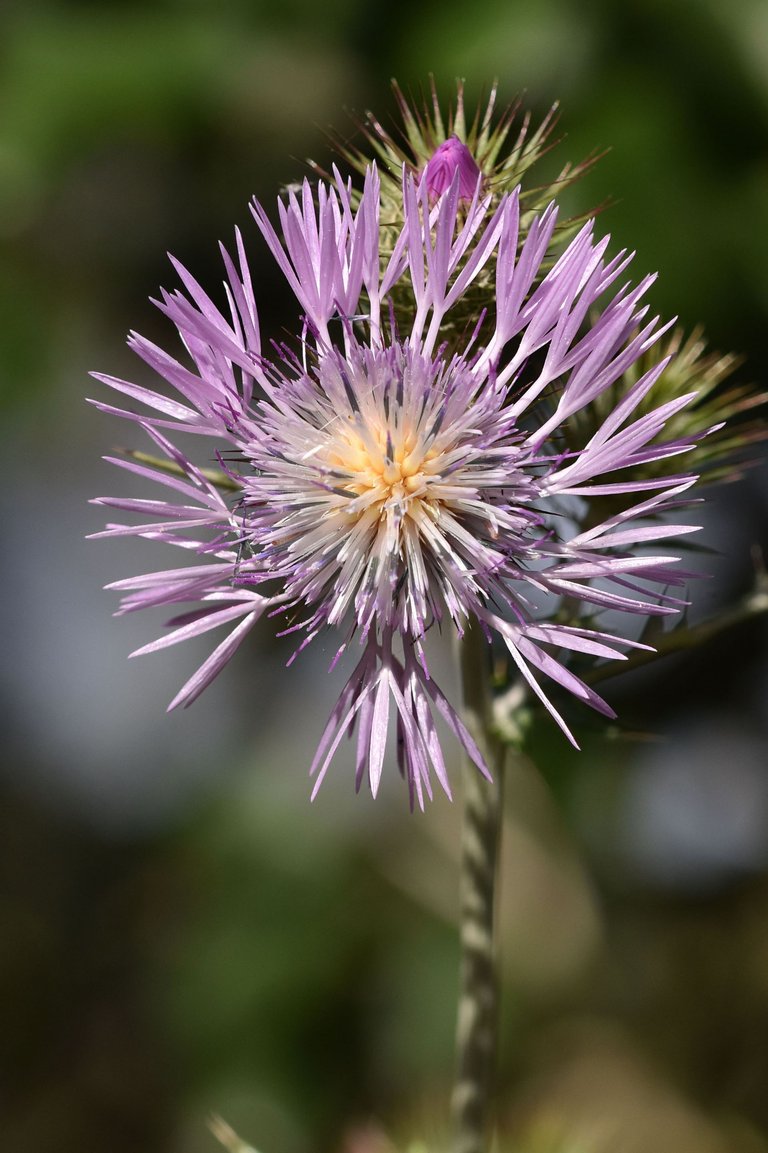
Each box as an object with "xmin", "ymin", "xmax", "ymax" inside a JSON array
[{"xmin": 451, "ymin": 621, "xmax": 505, "ymax": 1153}]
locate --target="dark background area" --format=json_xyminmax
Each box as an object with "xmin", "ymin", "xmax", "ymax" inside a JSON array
[{"xmin": 2, "ymin": 2, "xmax": 768, "ymax": 1151}]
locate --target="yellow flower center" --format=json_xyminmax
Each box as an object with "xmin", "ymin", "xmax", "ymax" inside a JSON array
[{"xmin": 327, "ymin": 419, "xmax": 436, "ymax": 512}]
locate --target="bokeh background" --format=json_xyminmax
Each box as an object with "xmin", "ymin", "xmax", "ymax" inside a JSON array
[{"xmin": 2, "ymin": 1, "xmax": 768, "ymax": 1151}]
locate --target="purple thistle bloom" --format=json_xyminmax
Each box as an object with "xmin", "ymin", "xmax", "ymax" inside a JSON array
[
  {"xmin": 424, "ymin": 136, "xmax": 483, "ymax": 200},
  {"xmin": 91, "ymin": 164, "xmax": 702, "ymax": 807}
]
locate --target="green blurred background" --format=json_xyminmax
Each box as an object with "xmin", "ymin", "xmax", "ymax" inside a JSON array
[{"xmin": 2, "ymin": 1, "xmax": 768, "ymax": 1151}]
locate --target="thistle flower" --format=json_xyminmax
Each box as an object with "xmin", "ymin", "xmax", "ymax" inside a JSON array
[{"xmin": 91, "ymin": 163, "xmax": 702, "ymax": 807}]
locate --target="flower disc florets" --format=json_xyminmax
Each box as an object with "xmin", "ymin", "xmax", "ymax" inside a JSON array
[
  {"xmin": 91, "ymin": 160, "xmax": 702, "ymax": 807},
  {"xmin": 237, "ymin": 341, "xmax": 540, "ymax": 647}
]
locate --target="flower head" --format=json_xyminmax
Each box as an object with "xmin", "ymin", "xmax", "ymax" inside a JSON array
[{"xmin": 92, "ymin": 163, "xmax": 701, "ymax": 807}]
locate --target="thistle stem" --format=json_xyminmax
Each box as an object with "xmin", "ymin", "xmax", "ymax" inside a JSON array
[{"xmin": 451, "ymin": 622, "xmax": 505, "ymax": 1153}]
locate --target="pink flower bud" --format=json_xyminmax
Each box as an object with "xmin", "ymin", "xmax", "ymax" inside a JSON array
[{"xmin": 424, "ymin": 136, "xmax": 482, "ymax": 199}]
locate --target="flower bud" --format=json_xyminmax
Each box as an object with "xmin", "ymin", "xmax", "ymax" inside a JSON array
[{"xmin": 424, "ymin": 136, "xmax": 482, "ymax": 199}]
